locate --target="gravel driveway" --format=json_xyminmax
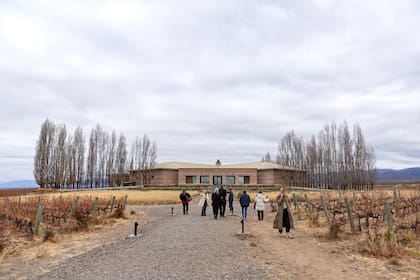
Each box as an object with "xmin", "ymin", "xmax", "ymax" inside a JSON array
[{"xmin": 35, "ymin": 202, "xmax": 270, "ymax": 280}]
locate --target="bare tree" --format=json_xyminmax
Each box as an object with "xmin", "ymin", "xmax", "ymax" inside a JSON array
[
  {"xmin": 51, "ymin": 124, "xmax": 67, "ymax": 188},
  {"xmin": 65, "ymin": 133, "xmax": 75, "ymax": 188},
  {"xmin": 261, "ymin": 152, "xmax": 272, "ymax": 162},
  {"xmin": 87, "ymin": 128, "xmax": 97, "ymax": 188},
  {"xmin": 106, "ymin": 130, "xmax": 117, "ymax": 187},
  {"xmin": 276, "ymin": 121, "xmax": 376, "ymax": 189},
  {"xmin": 115, "ymin": 133, "xmax": 127, "ymax": 186},
  {"xmin": 74, "ymin": 127, "xmax": 85, "ymax": 188},
  {"xmin": 34, "ymin": 119, "xmax": 55, "ymax": 188}
]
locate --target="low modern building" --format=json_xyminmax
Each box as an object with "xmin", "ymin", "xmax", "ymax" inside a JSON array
[{"xmin": 130, "ymin": 160, "xmax": 307, "ymax": 187}]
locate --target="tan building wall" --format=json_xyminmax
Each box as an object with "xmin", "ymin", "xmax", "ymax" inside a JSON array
[
  {"xmin": 129, "ymin": 162, "xmax": 307, "ymax": 187},
  {"xmin": 149, "ymin": 169, "xmax": 178, "ymax": 185},
  {"xmin": 177, "ymin": 168, "xmax": 257, "ymax": 185}
]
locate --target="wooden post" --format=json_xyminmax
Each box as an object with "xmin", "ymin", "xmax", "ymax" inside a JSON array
[
  {"xmin": 110, "ymin": 196, "xmax": 116, "ymax": 213},
  {"xmin": 292, "ymin": 193, "xmax": 298, "ymax": 209},
  {"xmin": 93, "ymin": 197, "xmax": 98, "ymax": 215},
  {"xmin": 69, "ymin": 196, "xmax": 79, "ymax": 219},
  {"xmin": 34, "ymin": 200, "xmax": 43, "ymax": 236},
  {"xmin": 320, "ymin": 195, "xmax": 330, "ymax": 224},
  {"xmin": 344, "ymin": 197, "xmax": 355, "ymax": 233},
  {"xmin": 304, "ymin": 194, "xmax": 311, "ymax": 214},
  {"xmin": 123, "ymin": 195, "xmax": 128, "ymax": 210},
  {"xmin": 384, "ymin": 201, "xmax": 394, "ymax": 234}
]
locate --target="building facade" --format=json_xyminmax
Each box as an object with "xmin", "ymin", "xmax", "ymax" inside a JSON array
[{"xmin": 130, "ymin": 161, "xmax": 306, "ymax": 187}]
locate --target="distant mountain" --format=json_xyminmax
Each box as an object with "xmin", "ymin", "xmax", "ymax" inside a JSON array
[
  {"xmin": 376, "ymin": 168, "xmax": 420, "ymax": 183},
  {"xmin": 0, "ymin": 180, "xmax": 38, "ymax": 189}
]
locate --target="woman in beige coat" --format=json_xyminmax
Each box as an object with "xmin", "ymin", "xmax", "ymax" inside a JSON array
[{"xmin": 273, "ymin": 188, "xmax": 294, "ymax": 238}]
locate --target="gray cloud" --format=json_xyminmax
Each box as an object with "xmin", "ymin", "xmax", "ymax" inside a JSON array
[{"xmin": 1, "ymin": 0, "xmax": 420, "ymax": 182}]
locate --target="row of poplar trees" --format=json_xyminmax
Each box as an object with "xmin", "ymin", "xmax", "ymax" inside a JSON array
[
  {"xmin": 33, "ymin": 119, "xmax": 157, "ymax": 188},
  {"xmin": 264, "ymin": 121, "xmax": 376, "ymax": 190}
]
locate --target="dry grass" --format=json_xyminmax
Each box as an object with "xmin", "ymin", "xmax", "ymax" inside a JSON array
[{"xmin": 19, "ymin": 190, "xmax": 190, "ymax": 205}]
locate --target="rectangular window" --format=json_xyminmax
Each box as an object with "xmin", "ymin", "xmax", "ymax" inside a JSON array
[
  {"xmin": 239, "ymin": 176, "xmax": 250, "ymax": 185},
  {"xmin": 225, "ymin": 176, "xmax": 235, "ymax": 184},
  {"xmin": 200, "ymin": 176, "xmax": 209, "ymax": 184},
  {"xmin": 186, "ymin": 176, "xmax": 196, "ymax": 184}
]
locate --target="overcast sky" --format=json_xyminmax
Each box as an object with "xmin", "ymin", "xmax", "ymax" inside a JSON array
[{"xmin": 1, "ymin": 0, "xmax": 420, "ymax": 183}]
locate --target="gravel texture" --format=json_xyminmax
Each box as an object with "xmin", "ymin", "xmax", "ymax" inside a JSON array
[{"xmin": 34, "ymin": 203, "xmax": 271, "ymax": 280}]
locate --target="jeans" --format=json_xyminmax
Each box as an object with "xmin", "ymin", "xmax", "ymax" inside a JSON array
[
  {"xmin": 201, "ymin": 201, "xmax": 207, "ymax": 216},
  {"xmin": 242, "ymin": 206, "xmax": 248, "ymax": 219}
]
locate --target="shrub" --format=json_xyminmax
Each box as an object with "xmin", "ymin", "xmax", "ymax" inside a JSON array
[{"xmin": 43, "ymin": 227, "xmax": 55, "ymax": 242}]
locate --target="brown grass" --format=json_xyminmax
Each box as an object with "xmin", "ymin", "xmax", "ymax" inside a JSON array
[{"xmin": 18, "ymin": 190, "xmax": 190, "ymax": 205}]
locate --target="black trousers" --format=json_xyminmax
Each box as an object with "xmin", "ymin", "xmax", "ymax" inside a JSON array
[
  {"xmin": 213, "ymin": 205, "xmax": 219, "ymax": 218},
  {"xmin": 279, "ymin": 208, "xmax": 291, "ymax": 233},
  {"xmin": 220, "ymin": 200, "xmax": 226, "ymax": 216},
  {"xmin": 183, "ymin": 203, "xmax": 189, "ymax": 215},
  {"xmin": 257, "ymin": 210, "xmax": 264, "ymax": 221}
]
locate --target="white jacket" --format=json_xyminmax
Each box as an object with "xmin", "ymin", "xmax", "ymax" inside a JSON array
[
  {"xmin": 255, "ymin": 193, "xmax": 268, "ymax": 211},
  {"xmin": 198, "ymin": 192, "xmax": 209, "ymax": 207}
]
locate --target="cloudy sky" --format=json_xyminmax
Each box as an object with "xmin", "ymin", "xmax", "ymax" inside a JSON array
[{"xmin": 0, "ymin": 0, "xmax": 420, "ymax": 183}]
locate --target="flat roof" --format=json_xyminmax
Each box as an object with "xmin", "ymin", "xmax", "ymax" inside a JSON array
[{"xmin": 151, "ymin": 161, "xmax": 303, "ymax": 171}]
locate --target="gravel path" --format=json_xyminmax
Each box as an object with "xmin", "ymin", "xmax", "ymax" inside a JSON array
[{"xmin": 34, "ymin": 202, "xmax": 271, "ymax": 280}]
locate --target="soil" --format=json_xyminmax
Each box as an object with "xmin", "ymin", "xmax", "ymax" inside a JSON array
[{"xmin": 0, "ymin": 202, "xmax": 418, "ymax": 280}]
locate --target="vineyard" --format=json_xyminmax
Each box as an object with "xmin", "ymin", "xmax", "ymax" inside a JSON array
[
  {"xmin": 290, "ymin": 189, "xmax": 420, "ymax": 256},
  {"xmin": 0, "ymin": 194, "xmax": 128, "ymax": 253}
]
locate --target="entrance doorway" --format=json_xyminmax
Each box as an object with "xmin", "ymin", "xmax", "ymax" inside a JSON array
[{"xmin": 213, "ymin": 176, "xmax": 222, "ymax": 185}]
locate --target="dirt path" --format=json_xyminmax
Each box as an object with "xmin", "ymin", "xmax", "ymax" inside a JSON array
[
  {"xmin": 1, "ymin": 201, "xmax": 418, "ymax": 279},
  {"xmin": 242, "ymin": 210, "xmax": 419, "ymax": 280}
]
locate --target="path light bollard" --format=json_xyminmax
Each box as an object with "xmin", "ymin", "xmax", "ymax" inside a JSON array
[
  {"xmin": 134, "ymin": 222, "xmax": 139, "ymax": 236},
  {"xmin": 241, "ymin": 219, "xmax": 245, "ymax": 234},
  {"xmin": 169, "ymin": 207, "xmax": 175, "ymax": 216}
]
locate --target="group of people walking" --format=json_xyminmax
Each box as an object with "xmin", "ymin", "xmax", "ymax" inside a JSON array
[
  {"xmin": 180, "ymin": 187, "xmax": 294, "ymax": 238},
  {"xmin": 198, "ymin": 186, "xmax": 234, "ymax": 219}
]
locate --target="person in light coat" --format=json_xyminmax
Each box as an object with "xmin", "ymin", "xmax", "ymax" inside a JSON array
[
  {"xmin": 273, "ymin": 188, "xmax": 294, "ymax": 238},
  {"xmin": 198, "ymin": 189, "xmax": 209, "ymax": 216},
  {"xmin": 255, "ymin": 190, "xmax": 268, "ymax": 221}
]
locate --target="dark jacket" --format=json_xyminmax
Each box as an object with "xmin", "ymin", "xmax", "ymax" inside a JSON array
[
  {"xmin": 239, "ymin": 193, "xmax": 250, "ymax": 207},
  {"xmin": 228, "ymin": 192, "xmax": 234, "ymax": 202},
  {"xmin": 212, "ymin": 193, "xmax": 221, "ymax": 207},
  {"xmin": 179, "ymin": 192, "xmax": 191, "ymax": 204},
  {"xmin": 219, "ymin": 187, "xmax": 227, "ymax": 202}
]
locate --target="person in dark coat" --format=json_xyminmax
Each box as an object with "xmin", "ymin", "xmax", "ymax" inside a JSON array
[
  {"xmin": 239, "ymin": 190, "xmax": 251, "ymax": 219},
  {"xmin": 211, "ymin": 187, "xmax": 221, "ymax": 219},
  {"xmin": 228, "ymin": 188, "xmax": 234, "ymax": 215},
  {"xmin": 219, "ymin": 185, "xmax": 227, "ymax": 217},
  {"xmin": 179, "ymin": 190, "xmax": 191, "ymax": 215}
]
